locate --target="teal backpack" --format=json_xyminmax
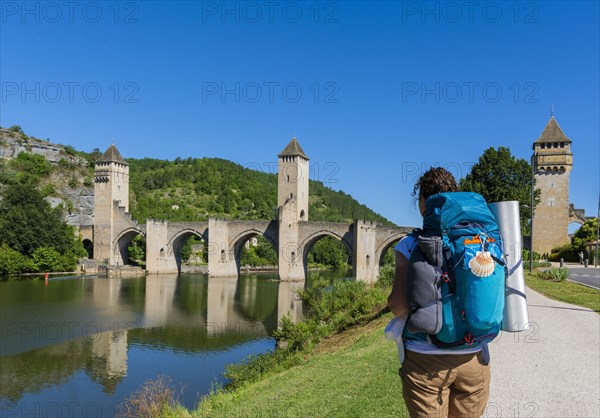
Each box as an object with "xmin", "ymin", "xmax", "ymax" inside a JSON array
[{"xmin": 403, "ymin": 192, "xmax": 506, "ymax": 349}]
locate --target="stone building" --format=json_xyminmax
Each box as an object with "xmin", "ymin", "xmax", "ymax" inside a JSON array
[
  {"xmin": 531, "ymin": 116, "xmax": 573, "ymax": 255},
  {"xmin": 93, "ymin": 144, "xmax": 133, "ymax": 264}
]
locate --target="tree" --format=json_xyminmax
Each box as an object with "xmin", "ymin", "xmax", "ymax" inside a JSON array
[
  {"xmin": 32, "ymin": 247, "xmax": 62, "ymax": 272},
  {"xmin": 308, "ymin": 237, "xmax": 349, "ymax": 269},
  {"xmin": 127, "ymin": 235, "xmax": 146, "ymax": 266},
  {"xmin": 571, "ymin": 218, "xmax": 598, "ymax": 252},
  {"xmin": 0, "ymin": 183, "xmax": 74, "ymax": 255},
  {"xmin": 460, "ymin": 147, "xmax": 539, "ymax": 235}
]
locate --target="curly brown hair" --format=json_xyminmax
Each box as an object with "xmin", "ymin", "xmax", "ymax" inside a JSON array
[{"xmin": 412, "ymin": 167, "xmax": 458, "ymax": 200}]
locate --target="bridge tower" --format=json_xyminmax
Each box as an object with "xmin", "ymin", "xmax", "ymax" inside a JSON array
[
  {"xmin": 93, "ymin": 144, "xmax": 130, "ymax": 263},
  {"xmin": 278, "ymin": 137, "xmax": 309, "ymax": 221},
  {"xmin": 278, "ymin": 137, "xmax": 309, "ymax": 280},
  {"xmin": 531, "ymin": 116, "xmax": 573, "ymax": 255}
]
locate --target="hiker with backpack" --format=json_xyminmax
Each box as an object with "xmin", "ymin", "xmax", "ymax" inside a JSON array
[{"xmin": 387, "ymin": 167, "xmax": 506, "ymax": 418}]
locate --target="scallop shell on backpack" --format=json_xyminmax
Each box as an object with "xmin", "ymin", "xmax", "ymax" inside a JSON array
[{"xmin": 468, "ymin": 251, "xmax": 495, "ymax": 277}]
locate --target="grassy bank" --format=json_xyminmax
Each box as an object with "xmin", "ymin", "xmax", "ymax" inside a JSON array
[
  {"xmin": 524, "ymin": 272, "xmax": 600, "ymax": 313},
  {"xmin": 167, "ymin": 313, "xmax": 407, "ymax": 417}
]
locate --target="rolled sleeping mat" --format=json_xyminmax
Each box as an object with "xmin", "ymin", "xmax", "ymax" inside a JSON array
[{"xmin": 488, "ymin": 201, "xmax": 530, "ymax": 332}]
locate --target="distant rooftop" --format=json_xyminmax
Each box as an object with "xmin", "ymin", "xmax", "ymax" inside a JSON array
[
  {"xmin": 534, "ymin": 116, "xmax": 571, "ymax": 144},
  {"xmin": 96, "ymin": 144, "xmax": 127, "ymax": 165},
  {"xmin": 278, "ymin": 137, "xmax": 309, "ymax": 160}
]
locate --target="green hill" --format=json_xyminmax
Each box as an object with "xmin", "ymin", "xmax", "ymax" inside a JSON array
[{"xmin": 127, "ymin": 157, "xmax": 394, "ymax": 225}]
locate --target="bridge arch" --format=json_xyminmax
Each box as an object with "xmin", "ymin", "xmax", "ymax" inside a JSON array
[
  {"xmin": 113, "ymin": 227, "xmax": 145, "ymax": 266},
  {"xmin": 230, "ymin": 229, "xmax": 279, "ymax": 274},
  {"xmin": 300, "ymin": 230, "xmax": 353, "ymax": 259},
  {"xmin": 82, "ymin": 239, "xmax": 93, "ymax": 259},
  {"xmin": 169, "ymin": 228, "xmax": 209, "ymax": 273},
  {"xmin": 375, "ymin": 232, "xmax": 409, "ymax": 267},
  {"xmin": 299, "ymin": 231, "xmax": 353, "ymax": 279}
]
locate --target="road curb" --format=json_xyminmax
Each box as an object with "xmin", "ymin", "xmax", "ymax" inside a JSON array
[{"xmin": 566, "ymin": 278, "xmax": 600, "ymax": 290}]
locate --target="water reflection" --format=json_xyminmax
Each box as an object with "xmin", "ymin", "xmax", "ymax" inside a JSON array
[{"xmin": 0, "ymin": 273, "xmax": 305, "ymax": 414}]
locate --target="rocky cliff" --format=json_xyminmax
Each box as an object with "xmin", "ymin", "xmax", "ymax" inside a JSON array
[{"xmin": 0, "ymin": 127, "xmax": 95, "ymax": 226}]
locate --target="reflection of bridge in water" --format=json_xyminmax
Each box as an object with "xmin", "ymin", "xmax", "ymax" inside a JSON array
[
  {"xmin": 81, "ymin": 138, "xmax": 412, "ymax": 281},
  {"xmin": 0, "ymin": 275, "xmax": 303, "ymax": 402}
]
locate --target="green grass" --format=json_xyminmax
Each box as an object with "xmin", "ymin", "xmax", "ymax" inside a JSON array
[
  {"xmin": 525, "ymin": 273, "xmax": 600, "ymax": 313},
  {"xmin": 166, "ymin": 314, "xmax": 408, "ymax": 417}
]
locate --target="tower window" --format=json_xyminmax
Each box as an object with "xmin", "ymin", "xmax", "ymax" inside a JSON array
[
  {"xmin": 541, "ymin": 144, "xmax": 545, "ymax": 149},
  {"xmin": 560, "ymin": 142, "xmax": 564, "ymax": 148},
  {"xmin": 287, "ymin": 175, "xmax": 290, "ymax": 182}
]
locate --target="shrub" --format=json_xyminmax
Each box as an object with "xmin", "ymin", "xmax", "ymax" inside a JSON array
[
  {"xmin": 117, "ymin": 375, "xmax": 180, "ymax": 418},
  {"xmin": 40, "ymin": 183, "xmax": 56, "ymax": 196},
  {"xmin": 8, "ymin": 125, "xmax": 24, "ymax": 135},
  {"xmin": 274, "ymin": 315, "xmax": 327, "ymax": 352},
  {"xmin": 522, "ymin": 249, "xmax": 542, "ymax": 262},
  {"xmin": 63, "ymin": 145, "xmax": 77, "ymax": 156},
  {"xmin": 548, "ymin": 244, "xmax": 577, "ymax": 262},
  {"xmin": 223, "ymin": 277, "xmax": 388, "ymax": 388},
  {"xmin": 68, "ymin": 176, "xmax": 79, "ymax": 188},
  {"xmin": 58, "ymin": 158, "xmax": 72, "ymax": 169},
  {"xmin": 11, "ymin": 152, "xmax": 52, "ymax": 179},
  {"xmin": 376, "ymin": 264, "xmax": 395, "ymax": 288},
  {"xmin": 0, "ymin": 244, "xmax": 32, "ymax": 275},
  {"xmin": 537, "ymin": 267, "xmax": 570, "ymax": 282}
]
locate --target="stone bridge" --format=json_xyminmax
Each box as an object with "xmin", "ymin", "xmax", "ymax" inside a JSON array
[
  {"xmin": 114, "ymin": 217, "xmax": 411, "ymax": 283},
  {"xmin": 90, "ymin": 139, "xmax": 413, "ymax": 282}
]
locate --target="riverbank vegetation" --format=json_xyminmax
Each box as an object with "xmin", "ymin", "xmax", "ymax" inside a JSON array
[
  {"xmin": 224, "ymin": 277, "xmax": 389, "ymax": 389},
  {"xmin": 0, "ymin": 182, "xmax": 87, "ymax": 275}
]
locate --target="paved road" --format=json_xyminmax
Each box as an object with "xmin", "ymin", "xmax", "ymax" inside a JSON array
[
  {"xmin": 567, "ymin": 267, "xmax": 600, "ymax": 289},
  {"xmin": 488, "ymin": 287, "xmax": 600, "ymax": 418}
]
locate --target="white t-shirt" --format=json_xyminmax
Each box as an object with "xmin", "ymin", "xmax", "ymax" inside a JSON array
[{"xmin": 394, "ymin": 235, "xmax": 481, "ymax": 355}]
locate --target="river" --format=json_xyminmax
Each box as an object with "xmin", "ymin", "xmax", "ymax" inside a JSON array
[{"xmin": 0, "ymin": 271, "xmax": 349, "ymax": 417}]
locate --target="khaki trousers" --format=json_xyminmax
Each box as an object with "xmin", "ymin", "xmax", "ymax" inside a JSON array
[{"xmin": 400, "ymin": 349, "xmax": 490, "ymax": 418}]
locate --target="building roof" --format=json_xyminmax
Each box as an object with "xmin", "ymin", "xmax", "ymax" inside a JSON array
[
  {"xmin": 278, "ymin": 137, "xmax": 309, "ymax": 159},
  {"xmin": 534, "ymin": 116, "xmax": 571, "ymax": 144},
  {"xmin": 96, "ymin": 144, "xmax": 127, "ymax": 165}
]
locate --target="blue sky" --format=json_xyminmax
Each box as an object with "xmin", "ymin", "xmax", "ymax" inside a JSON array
[{"xmin": 1, "ymin": 1, "xmax": 598, "ymax": 228}]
